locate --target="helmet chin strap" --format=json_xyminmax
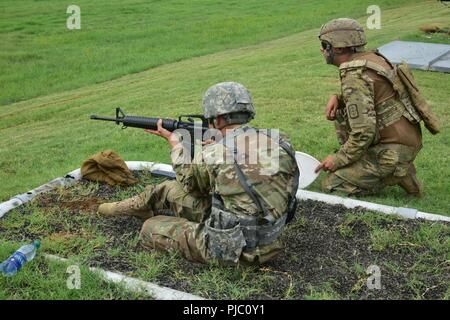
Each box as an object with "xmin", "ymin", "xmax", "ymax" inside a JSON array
[
  {"xmin": 325, "ymin": 47, "xmax": 349, "ymax": 65},
  {"xmin": 324, "ymin": 48, "xmax": 335, "ymax": 65},
  {"xmin": 212, "ymin": 117, "xmax": 241, "ymax": 131}
]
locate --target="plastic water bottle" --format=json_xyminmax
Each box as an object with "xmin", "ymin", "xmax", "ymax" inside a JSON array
[{"xmin": 0, "ymin": 240, "xmax": 41, "ymax": 277}]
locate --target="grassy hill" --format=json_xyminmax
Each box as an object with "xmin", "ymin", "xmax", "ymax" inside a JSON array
[
  {"xmin": 0, "ymin": 0, "xmax": 420, "ymax": 105},
  {"xmin": 0, "ymin": 0, "xmax": 449, "ymax": 301},
  {"xmin": 0, "ymin": 0, "xmax": 448, "ymax": 215}
]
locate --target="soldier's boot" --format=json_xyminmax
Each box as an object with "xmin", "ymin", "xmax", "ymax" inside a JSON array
[
  {"xmin": 97, "ymin": 195, "xmax": 152, "ymax": 219},
  {"xmin": 398, "ymin": 164, "xmax": 423, "ymax": 198}
]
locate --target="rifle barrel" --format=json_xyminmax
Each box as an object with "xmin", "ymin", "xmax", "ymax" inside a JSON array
[
  {"xmin": 90, "ymin": 115, "xmax": 121, "ymax": 122},
  {"xmin": 90, "ymin": 111, "xmax": 207, "ymax": 132}
]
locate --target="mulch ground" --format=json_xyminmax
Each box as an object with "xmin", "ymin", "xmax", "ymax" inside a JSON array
[{"xmin": 1, "ymin": 172, "xmax": 448, "ymax": 299}]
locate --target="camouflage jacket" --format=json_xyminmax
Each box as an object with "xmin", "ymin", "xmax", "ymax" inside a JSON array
[
  {"xmin": 333, "ymin": 52, "xmax": 424, "ymax": 170},
  {"xmin": 333, "ymin": 61, "xmax": 378, "ymax": 169},
  {"xmin": 171, "ymin": 125, "xmax": 297, "ymax": 219}
]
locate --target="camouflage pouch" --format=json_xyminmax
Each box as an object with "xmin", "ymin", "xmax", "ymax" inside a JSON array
[
  {"xmin": 205, "ymin": 206, "xmax": 246, "ymax": 264},
  {"xmin": 396, "ymin": 62, "xmax": 440, "ymax": 134},
  {"xmin": 375, "ymin": 99, "xmax": 406, "ymax": 130},
  {"xmin": 365, "ymin": 55, "xmax": 440, "ymax": 135}
]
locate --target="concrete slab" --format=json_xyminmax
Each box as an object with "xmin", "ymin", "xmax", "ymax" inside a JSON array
[
  {"xmin": 430, "ymin": 50, "xmax": 450, "ymax": 72},
  {"xmin": 378, "ymin": 40, "xmax": 450, "ymax": 72}
]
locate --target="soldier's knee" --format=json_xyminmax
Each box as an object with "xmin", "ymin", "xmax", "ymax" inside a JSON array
[
  {"xmin": 144, "ymin": 179, "xmax": 179, "ymax": 199},
  {"xmin": 321, "ymin": 172, "xmax": 342, "ymax": 192},
  {"xmin": 139, "ymin": 216, "xmax": 191, "ymax": 253},
  {"xmin": 139, "ymin": 218, "xmax": 156, "ymax": 250},
  {"xmin": 158, "ymin": 179, "xmax": 180, "ymax": 189}
]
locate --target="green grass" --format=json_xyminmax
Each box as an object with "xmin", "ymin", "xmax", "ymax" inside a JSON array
[
  {"xmin": 342, "ymin": 211, "xmax": 450, "ymax": 255},
  {"xmin": 0, "ymin": 240, "xmax": 149, "ymax": 299},
  {"xmin": 340, "ymin": 211, "xmax": 450, "ymax": 299},
  {"xmin": 0, "ymin": 1, "xmax": 448, "ymax": 216},
  {"xmin": 0, "ymin": 0, "xmax": 421, "ymax": 106},
  {"xmin": 304, "ymin": 282, "xmax": 342, "ymax": 300},
  {"xmin": 402, "ymin": 31, "xmax": 450, "ymax": 44}
]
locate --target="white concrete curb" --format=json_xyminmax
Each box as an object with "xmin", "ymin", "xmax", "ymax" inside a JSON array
[
  {"xmin": 0, "ymin": 161, "xmax": 173, "ymax": 219},
  {"xmin": 45, "ymin": 254, "xmax": 204, "ymax": 300},
  {"xmin": 1, "ymin": 160, "xmax": 449, "ymax": 222},
  {"xmin": 297, "ymin": 190, "xmax": 450, "ymax": 222}
]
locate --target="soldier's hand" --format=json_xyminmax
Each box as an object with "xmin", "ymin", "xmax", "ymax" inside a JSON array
[
  {"xmin": 315, "ymin": 155, "xmax": 337, "ymax": 173},
  {"xmin": 325, "ymin": 95, "xmax": 339, "ymax": 121},
  {"xmin": 144, "ymin": 119, "xmax": 179, "ymax": 149}
]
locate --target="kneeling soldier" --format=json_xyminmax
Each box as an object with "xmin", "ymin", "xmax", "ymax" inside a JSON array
[{"xmin": 315, "ymin": 18, "xmax": 439, "ymax": 197}]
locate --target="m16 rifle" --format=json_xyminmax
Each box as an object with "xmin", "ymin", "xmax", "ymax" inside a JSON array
[{"xmin": 90, "ymin": 108, "xmax": 209, "ymax": 159}]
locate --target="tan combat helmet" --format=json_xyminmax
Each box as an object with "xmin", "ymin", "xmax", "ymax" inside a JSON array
[{"xmin": 318, "ymin": 18, "xmax": 366, "ymax": 49}]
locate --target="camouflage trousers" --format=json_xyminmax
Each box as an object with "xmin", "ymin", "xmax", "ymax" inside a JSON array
[
  {"xmin": 323, "ymin": 123, "xmax": 421, "ymax": 196},
  {"xmin": 114, "ymin": 180, "xmax": 211, "ymax": 262},
  {"xmin": 114, "ymin": 180, "xmax": 282, "ymax": 264}
]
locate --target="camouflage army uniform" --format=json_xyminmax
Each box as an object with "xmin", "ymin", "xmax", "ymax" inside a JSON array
[
  {"xmin": 99, "ymin": 81, "xmax": 298, "ymax": 264},
  {"xmin": 322, "ymin": 52, "xmax": 422, "ymax": 195},
  {"xmin": 138, "ymin": 124, "xmax": 297, "ymax": 264}
]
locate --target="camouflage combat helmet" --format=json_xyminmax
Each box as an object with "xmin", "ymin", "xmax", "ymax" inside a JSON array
[
  {"xmin": 202, "ymin": 82, "xmax": 255, "ymax": 120},
  {"xmin": 318, "ymin": 18, "xmax": 366, "ymax": 48}
]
